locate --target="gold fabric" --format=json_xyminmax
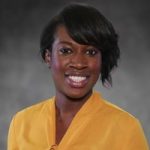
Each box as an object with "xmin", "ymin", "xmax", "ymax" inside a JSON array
[{"xmin": 8, "ymin": 91, "xmax": 149, "ymax": 150}]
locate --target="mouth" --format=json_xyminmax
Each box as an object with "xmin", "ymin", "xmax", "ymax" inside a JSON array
[
  {"xmin": 65, "ymin": 74, "xmax": 89, "ymax": 88},
  {"xmin": 68, "ymin": 76, "xmax": 87, "ymax": 82}
]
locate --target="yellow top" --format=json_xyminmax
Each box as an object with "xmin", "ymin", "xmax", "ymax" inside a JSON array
[{"xmin": 8, "ymin": 91, "xmax": 149, "ymax": 150}]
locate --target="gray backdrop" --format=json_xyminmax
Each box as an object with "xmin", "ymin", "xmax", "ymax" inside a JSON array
[{"xmin": 0, "ymin": 0, "xmax": 150, "ymax": 149}]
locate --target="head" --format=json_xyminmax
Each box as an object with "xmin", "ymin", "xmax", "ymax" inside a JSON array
[{"xmin": 40, "ymin": 3, "xmax": 120, "ymax": 87}]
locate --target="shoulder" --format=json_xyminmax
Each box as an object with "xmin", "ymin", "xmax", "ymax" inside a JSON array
[
  {"xmin": 102, "ymin": 98, "xmax": 149, "ymax": 149},
  {"xmin": 103, "ymin": 98, "xmax": 138, "ymax": 122},
  {"xmin": 8, "ymin": 97, "xmax": 55, "ymax": 148},
  {"xmin": 95, "ymin": 92, "xmax": 146, "ymax": 137},
  {"xmin": 100, "ymin": 95, "xmax": 142, "ymax": 132},
  {"xmin": 94, "ymin": 91, "xmax": 139, "ymax": 126},
  {"xmin": 94, "ymin": 92, "xmax": 149, "ymax": 149},
  {"xmin": 12, "ymin": 97, "xmax": 54, "ymax": 124}
]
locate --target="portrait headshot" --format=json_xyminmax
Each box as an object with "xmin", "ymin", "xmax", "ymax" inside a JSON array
[{"xmin": 0, "ymin": 0, "xmax": 150, "ymax": 149}]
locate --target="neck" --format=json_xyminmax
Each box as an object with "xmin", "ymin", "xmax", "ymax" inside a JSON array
[{"xmin": 55, "ymin": 91, "xmax": 92, "ymax": 117}]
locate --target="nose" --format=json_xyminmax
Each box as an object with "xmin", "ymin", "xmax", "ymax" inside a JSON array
[{"xmin": 69, "ymin": 53, "xmax": 87, "ymax": 70}]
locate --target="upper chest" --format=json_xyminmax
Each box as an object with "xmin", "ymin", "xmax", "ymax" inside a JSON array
[{"xmin": 55, "ymin": 113, "xmax": 74, "ymax": 145}]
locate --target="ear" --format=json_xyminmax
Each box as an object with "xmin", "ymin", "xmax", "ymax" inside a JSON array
[{"xmin": 45, "ymin": 49, "xmax": 51, "ymax": 68}]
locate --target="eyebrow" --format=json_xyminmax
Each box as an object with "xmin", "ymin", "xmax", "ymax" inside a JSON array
[
  {"xmin": 56, "ymin": 40, "xmax": 98, "ymax": 49},
  {"xmin": 57, "ymin": 41, "xmax": 74, "ymax": 46}
]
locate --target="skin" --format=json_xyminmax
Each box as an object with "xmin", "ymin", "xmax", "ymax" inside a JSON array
[{"xmin": 45, "ymin": 25, "xmax": 102, "ymax": 144}]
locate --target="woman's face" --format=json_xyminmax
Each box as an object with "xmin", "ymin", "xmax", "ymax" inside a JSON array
[{"xmin": 46, "ymin": 26, "xmax": 102, "ymax": 100}]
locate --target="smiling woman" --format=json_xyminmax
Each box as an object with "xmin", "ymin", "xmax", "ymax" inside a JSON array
[
  {"xmin": 7, "ymin": 3, "xmax": 149, "ymax": 150},
  {"xmin": 45, "ymin": 26, "xmax": 101, "ymax": 101}
]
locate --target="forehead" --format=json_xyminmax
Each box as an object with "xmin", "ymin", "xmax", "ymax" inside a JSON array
[
  {"xmin": 53, "ymin": 25, "xmax": 81, "ymax": 46},
  {"xmin": 54, "ymin": 26, "xmax": 73, "ymax": 40}
]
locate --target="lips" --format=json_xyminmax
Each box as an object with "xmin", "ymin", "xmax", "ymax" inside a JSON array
[{"xmin": 65, "ymin": 74, "xmax": 89, "ymax": 88}]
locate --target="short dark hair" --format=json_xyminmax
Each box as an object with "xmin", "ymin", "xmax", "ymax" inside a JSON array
[{"xmin": 40, "ymin": 3, "xmax": 120, "ymax": 86}]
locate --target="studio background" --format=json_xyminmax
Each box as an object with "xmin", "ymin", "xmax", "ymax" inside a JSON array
[{"xmin": 0, "ymin": 0, "xmax": 150, "ymax": 149}]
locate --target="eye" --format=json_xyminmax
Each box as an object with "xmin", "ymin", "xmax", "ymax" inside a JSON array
[
  {"xmin": 59, "ymin": 47, "xmax": 72, "ymax": 55},
  {"xmin": 86, "ymin": 48, "xmax": 98, "ymax": 56}
]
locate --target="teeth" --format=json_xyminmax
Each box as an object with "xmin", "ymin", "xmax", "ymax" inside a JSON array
[{"xmin": 69, "ymin": 76, "xmax": 86, "ymax": 82}]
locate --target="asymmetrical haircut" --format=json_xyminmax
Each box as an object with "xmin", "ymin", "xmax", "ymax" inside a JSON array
[{"xmin": 40, "ymin": 3, "xmax": 120, "ymax": 86}]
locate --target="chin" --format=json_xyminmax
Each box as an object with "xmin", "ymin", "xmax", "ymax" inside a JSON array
[{"xmin": 64, "ymin": 89, "xmax": 92, "ymax": 102}]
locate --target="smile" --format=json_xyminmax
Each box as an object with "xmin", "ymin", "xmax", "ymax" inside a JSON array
[
  {"xmin": 66, "ymin": 75, "xmax": 89, "ymax": 88},
  {"xmin": 68, "ymin": 76, "xmax": 87, "ymax": 82}
]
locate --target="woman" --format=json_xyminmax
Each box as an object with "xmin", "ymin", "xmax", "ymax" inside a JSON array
[{"xmin": 8, "ymin": 3, "xmax": 149, "ymax": 150}]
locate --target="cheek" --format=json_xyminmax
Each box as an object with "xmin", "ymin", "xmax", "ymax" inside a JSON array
[
  {"xmin": 51, "ymin": 55, "xmax": 67, "ymax": 74},
  {"xmin": 92, "ymin": 64, "xmax": 101, "ymax": 76},
  {"xmin": 90, "ymin": 58, "xmax": 102, "ymax": 74}
]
